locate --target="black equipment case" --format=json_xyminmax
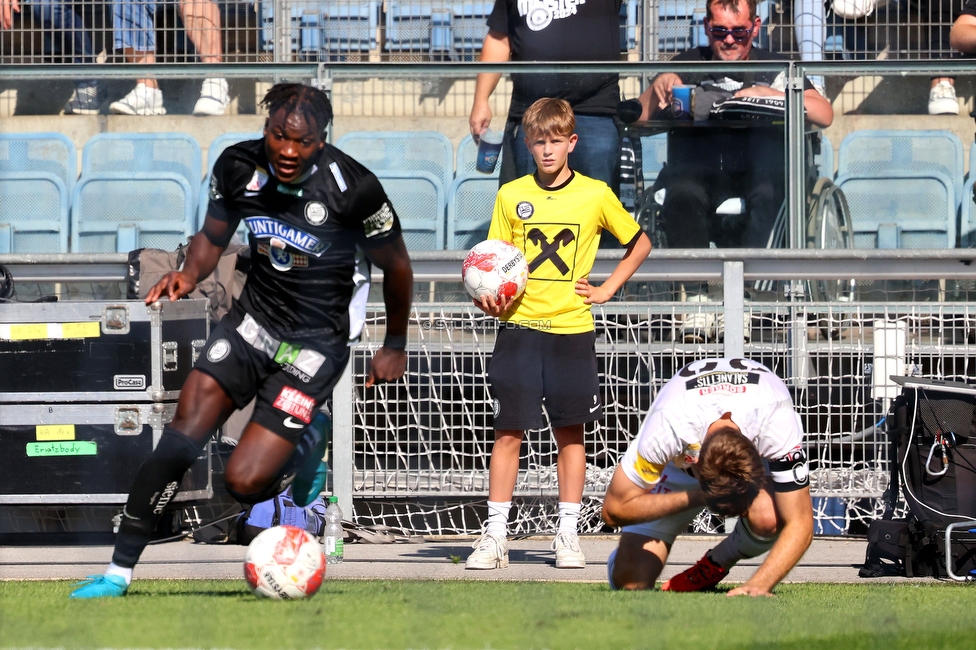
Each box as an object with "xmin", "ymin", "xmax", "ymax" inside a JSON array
[
  {"xmin": 863, "ymin": 377, "xmax": 976, "ymax": 579},
  {"xmin": 0, "ymin": 299, "xmax": 209, "ymax": 403},
  {"xmin": 0, "ymin": 402, "xmax": 211, "ymax": 505},
  {"xmin": 0, "ymin": 299, "xmax": 212, "ymax": 506}
]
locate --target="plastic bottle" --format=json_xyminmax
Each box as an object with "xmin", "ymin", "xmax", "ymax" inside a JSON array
[{"xmin": 323, "ymin": 496, "xmax": 344, "ymax": 565}]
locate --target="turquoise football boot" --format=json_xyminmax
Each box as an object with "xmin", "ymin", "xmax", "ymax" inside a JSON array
[
  {"xmin": 69, "ymin": 574, "xmax": 128, "ymax": 599},
  {"xmin": 292, "ymin": 411, "xmax": 331, "ymax": 508}
]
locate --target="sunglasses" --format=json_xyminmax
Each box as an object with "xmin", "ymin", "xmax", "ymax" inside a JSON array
[{"xmin": 707, "ymin": 24, "xmax": 754, "ymax": 43}]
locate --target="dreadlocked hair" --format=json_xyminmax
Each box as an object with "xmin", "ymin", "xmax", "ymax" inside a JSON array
[{"xmin": 260, "ymin": 83, "xmax": 334, "ymax": 136}]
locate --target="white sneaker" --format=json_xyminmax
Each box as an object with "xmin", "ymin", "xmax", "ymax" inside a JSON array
[
  {"xmin": 928, "ymin": 81, "xmax": 959, "ymax": 115},
  {"xmin": 552, "ymin": 531, "xmax": 586, "ymax": 569},
  {"xmin": 465, "ymin": 533, "xmax": 508, "ymax": 569},
  {"xmin": 193, "ymin": 78, "xmax": 229, "ymax": 116},
  {"xmin": 64, "ymin": 83, "xmax": 100, "ymax": 115},
  {"xmin": 110, "ymin": 84, "xmax": 166, "ymax": 116}
]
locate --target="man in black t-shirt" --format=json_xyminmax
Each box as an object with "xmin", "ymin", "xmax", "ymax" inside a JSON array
[
  {"xmin": 70, "ymin": 84, "xmax": 414, "ymax": 599},
  {"xmin": 632, "ymin": 0, "xmax": 832, "ymax": 249},
  {"xmin": 469, "ymin": 0, "xmax": 623, "ymax": 189}
]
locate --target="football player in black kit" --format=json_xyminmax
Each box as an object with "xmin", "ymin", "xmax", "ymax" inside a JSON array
[{"xmin": 71, "ymin": 83, "xmax": 414, "ymax": 599}]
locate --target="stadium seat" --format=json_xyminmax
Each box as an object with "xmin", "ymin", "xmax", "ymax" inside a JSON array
[
  {"xmin": 455, "ymin": 133, "xmax": 502, "ymax": 177},
  {"xmin": 0, "ymin": 172, "xmax": 70, "ymax": 253},
  {"xmin": 71, "ymin": 172, "xmax": 195, "ymax": 253},
  {"xmin": 383, "ymin": 2, "xmax": 493, "ymax": 59},
  {"xmin": 640, "ymin": 133, "xmax": 668, "ymax": 189},
  {"xmin": 654, "ymin": 0, "xmax": 708, "ymax": 56},
  {"xmin": 447, "ymin": 173, "xmax": 497, "ymax": 250},
  {"xmin": 374, "ymin": 170, "xmax": 445, "ymax": 250},
  {"xmin": 199, "ymin": 132, "xmax": 263, "ymax": 235},
  {"xmin": 0, "ymin": 132, "xmax": 77, "ymax": 194},
  {"xmin": 815, "ymin": 134, "xmax": 834, "ymax": 179},
  {"xmin": 837, "ymin": 130, "xmax": 964, "ymax": 211},
  {"xmin": 260, "ymin": 1, "xmax": 380, "ymax": 59},
  {"xmin": 620, "ymin": 0, "xmax": 639, "ymax": 51},
  {"xmin": 336, "ymin": 131, "xmax": 454, "ymax": 189},
  {"xmin": 82, "ymin": 133, "xmax": 202, "ymax": 205},
  {"xmin": 835, "ymin": 170, "xmax": 956, "ymax": 249},
  {"xmin": 961, "ymin": 175, "xmax": 976, "ymax": 247}
]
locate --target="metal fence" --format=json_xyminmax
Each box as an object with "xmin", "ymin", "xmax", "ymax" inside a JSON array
[{"xmin": 0, "ymin": 1, "xmax": 966, "ymax": 66}]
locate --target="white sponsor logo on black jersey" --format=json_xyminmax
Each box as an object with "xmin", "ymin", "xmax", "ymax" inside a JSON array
[
  {"xmin": 244, "ymin": 217, "xmax": 329, "ymax": 256},
  {"xmin": 329, "ymin": 162, "xmax": 348, "ymax": 192},
  {"xmin": 519, "ymin": 0, "xmax": 584, "ymax": 31},
  {"xmin": 246, "ymin": 167, "xmax": 268, "ymax": 193},
  {"xmin": 516, "ymin": 201, "xmax": 534, "ymax": 220},
  {"xmin": 305, "ymin": 201, "xmax": 328, "ymax": 226},
  {"xmin": 209, "ymin": 175, "xmax": 222, "ymax": 201}
]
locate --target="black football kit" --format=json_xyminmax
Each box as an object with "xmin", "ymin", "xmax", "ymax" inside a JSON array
[{"xmin": 195, "ymin": 138, "xmax": 402, "ymax": 441}]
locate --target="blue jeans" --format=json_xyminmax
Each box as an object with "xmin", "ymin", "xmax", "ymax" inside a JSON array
[
  {"xmin": 501, "ymin": 114, "xmax": 620, "ymax": 191},
  {"xmin": 33, "ymin": 0, "xmax": 96, "ymax": 66}
]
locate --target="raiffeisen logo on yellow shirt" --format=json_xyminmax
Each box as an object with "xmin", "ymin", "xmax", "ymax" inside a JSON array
[{"xmin": 523, "ymin": 223, "xmax": 580, "ymax": 282}]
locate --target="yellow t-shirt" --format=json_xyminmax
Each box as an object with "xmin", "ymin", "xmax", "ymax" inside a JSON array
[{"xmin": 487, "ymin": 171, "xmax": 642, "ymax": 334}]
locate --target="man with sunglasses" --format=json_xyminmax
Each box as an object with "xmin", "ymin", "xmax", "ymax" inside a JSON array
[{"xmin": 630, "ymin": 0, "xmax": 832, "ymax": 250}]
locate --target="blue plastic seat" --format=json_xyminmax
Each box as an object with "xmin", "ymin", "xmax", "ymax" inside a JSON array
[
  {"xmin": 620, "ymin": 0, "xmax": 638, "ymax": 51},
  {"xmin": 837, "ymin": 130, "xmax": 964, "ymax": 211},
  {"xmin": 0, "ymin": 172, "xmax": 70, "ymax": 253},
  {"xmin": 447, "ymin": 173, "xmax": 498, "ymax": 250},
  {"xmin": 815, "ymin": 134, "xmax": 834, "ymax": 179},
  {"xmin": 373, "ymin": 170, "xmax": 445, "ymax": 250},
  {"xmin": 455, "ymin": 133, "xmax": 502, "ymax": 177},
  {"xmin": 0, "ymin": 132, "xmax": 77, "ymax": 194},
  {"xmin": 960, "ymin": 175, "xmax": 976, "ymax": 247},
  {"xmin": 337, "ymin": 131, "xmax": 454, "ymax": 189},
  {"xmin": 267, "ymin": 1, "xmax": 380, "ymax": 59},
  {"xmin": 835, "ymin": 170, "xmax": 956, "ymax": 249},
  {"xmin": 385, "ymin": 1, "xmax": 454, "ymax": 55},
  {"xmin": 452, "ymin": 2, "xmax": 493, "ymax": 58},
  {"xmin": 199, "ymin": 132, "xmax": 262, "ymax": 235},
  {"xmin": 71, "ymin": 172, "xmax": 195, "ymax": 253},
  {"xmin": 82, "ymin": 133, "xmax": 202, "ymax": 205},
  {"xmin": 655, "ymin": 1, "xmax": 708, "ymax": 56},
  {"xmin": 640, "ymin": 133, "xmax": 668, "ymax": 188}
]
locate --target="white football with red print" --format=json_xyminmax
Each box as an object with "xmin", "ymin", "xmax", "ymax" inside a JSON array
[
  {"xmin": 462, "ymin": 239, "xmax": 529, "ymax": 303},
  {"xmin": 243, "ymin": 525, "xmax": 325, "ymax": 600}
]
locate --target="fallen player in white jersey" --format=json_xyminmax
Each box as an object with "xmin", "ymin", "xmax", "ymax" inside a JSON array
[{"xmin": 602, "ymin": 357, "xmax": 813, "ymax": 596}]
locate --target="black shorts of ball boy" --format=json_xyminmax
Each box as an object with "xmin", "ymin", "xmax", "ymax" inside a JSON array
[{"xmin": 466, "ymin": 97, "xmax": 652, "ymax": 570}]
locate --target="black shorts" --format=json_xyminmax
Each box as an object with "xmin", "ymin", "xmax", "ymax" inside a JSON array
[
  {"xmin": 193, "ymin": 305, "xmax": 349, "ymax": 444},
  {"xmin": 488, "ymin": 326, "xmax": 602, "ymax": 430}
]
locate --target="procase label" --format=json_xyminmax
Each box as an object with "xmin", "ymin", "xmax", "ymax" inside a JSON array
[
  {"xmin": 36, "ymin": 424, "xmax": 76, "ymax": 441},
  {"xmin": 26, "ymin": 441, "xmax": 97, "ymax": 457}
]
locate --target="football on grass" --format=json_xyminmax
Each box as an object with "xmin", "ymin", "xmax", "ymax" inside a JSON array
[
  {"xmin": 462, "ymin": 239, "xmax": 529, "ymax": 303},
  {"xmin": 244, "ymin": 525, "xmax": 325, "ymax": 600}
]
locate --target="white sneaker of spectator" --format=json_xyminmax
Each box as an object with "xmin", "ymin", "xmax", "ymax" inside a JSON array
[
  {"xmin": 64, "ymin": 82, "xmax": 100, "ymax": 115},
  {"xmin": 928, "ymin": 80, "xmax": 959, "ymax": 116},
  {"xmin": 110, "ymin": 84, "xmax": 166, "ymax": 116},
  {"xmin": 193, "ymin": 78, "xmax": 229, "ymax": 116}
]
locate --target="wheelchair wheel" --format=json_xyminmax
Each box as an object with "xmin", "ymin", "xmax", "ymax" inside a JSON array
[
  {"xmin": 806, "ymin": 177, "xmax": 854, "ymax": 303},
  {"xmin": 635, "ymin": 189, "xmax": 668, "ymax": 250}
]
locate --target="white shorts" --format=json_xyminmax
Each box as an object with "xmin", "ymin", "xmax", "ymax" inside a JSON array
[{"xmin": 620, "ymin": 463, "xmax": 702, "ymax": 545}]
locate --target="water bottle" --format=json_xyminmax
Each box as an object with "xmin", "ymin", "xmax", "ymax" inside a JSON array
[{"xmin": 323, "ymin": 496, "xmax": 344, "ymax": 565}]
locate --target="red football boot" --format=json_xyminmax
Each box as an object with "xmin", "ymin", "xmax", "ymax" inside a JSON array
[{"xmin": 661, "ymin": 553, "xmax": 729, "ymax": 592}]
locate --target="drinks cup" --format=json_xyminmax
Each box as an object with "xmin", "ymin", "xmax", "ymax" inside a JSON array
[
  {"xmin": 670, "ymin": 85, "xmax": 693, "ymax": 120},
  {"xmin": 476, "ymin": 129, "xmax": 504, "ymax": 173}
]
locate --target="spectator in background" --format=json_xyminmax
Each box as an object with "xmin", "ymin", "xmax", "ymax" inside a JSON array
[
  {"xmin": 950, "ymin": 0, "xmax": 976, "ymax": 54},
  {"xmin": 1, "ymin": 0, "xmax": 102, "ymax": 114},
  {"xmin": 109, "ymin": 0, "xmax": 228, "ymax": 116},
  {"xmin": 468, "ymin": 0, "xmax": 623, "ymax": 191}
]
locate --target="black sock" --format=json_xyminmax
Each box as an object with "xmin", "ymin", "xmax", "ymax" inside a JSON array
[{"xmin": 112, "ymin": 427, "xmax": 208, "ymax": 568}]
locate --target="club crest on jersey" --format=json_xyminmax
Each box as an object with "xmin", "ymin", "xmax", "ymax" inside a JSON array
[
  {"xmin": 257, "ymin": 242, "xmax": 308, "ymax": 271},
  {"xmin": 516, "ymin": 201, "xmax": 534, "ymax": 220},
  {"xmin": 304, "ymin": 201, "xmax": 328, "ymax": 226},
  {"xmin": 246, "ymin": 167, "xmax": 269, "ymax": 192},
  {"xmin": 244, "ymin": 216, "xmax": 329, "ymax": 256}
]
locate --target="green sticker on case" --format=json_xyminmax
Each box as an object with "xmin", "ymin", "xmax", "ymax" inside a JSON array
[{"xmin": 26, "ymin": 441, "xmax": 97, "ymax": 457}]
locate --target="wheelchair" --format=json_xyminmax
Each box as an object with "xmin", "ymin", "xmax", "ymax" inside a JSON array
[{"xmin": 630, "ymin": 127, "xmax": 854, "ymax": 304}]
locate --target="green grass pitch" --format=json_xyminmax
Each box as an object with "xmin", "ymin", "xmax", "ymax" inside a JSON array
[{"xmin": 2, "ymin": 580, "xmax": 976, "ymax": 649}]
